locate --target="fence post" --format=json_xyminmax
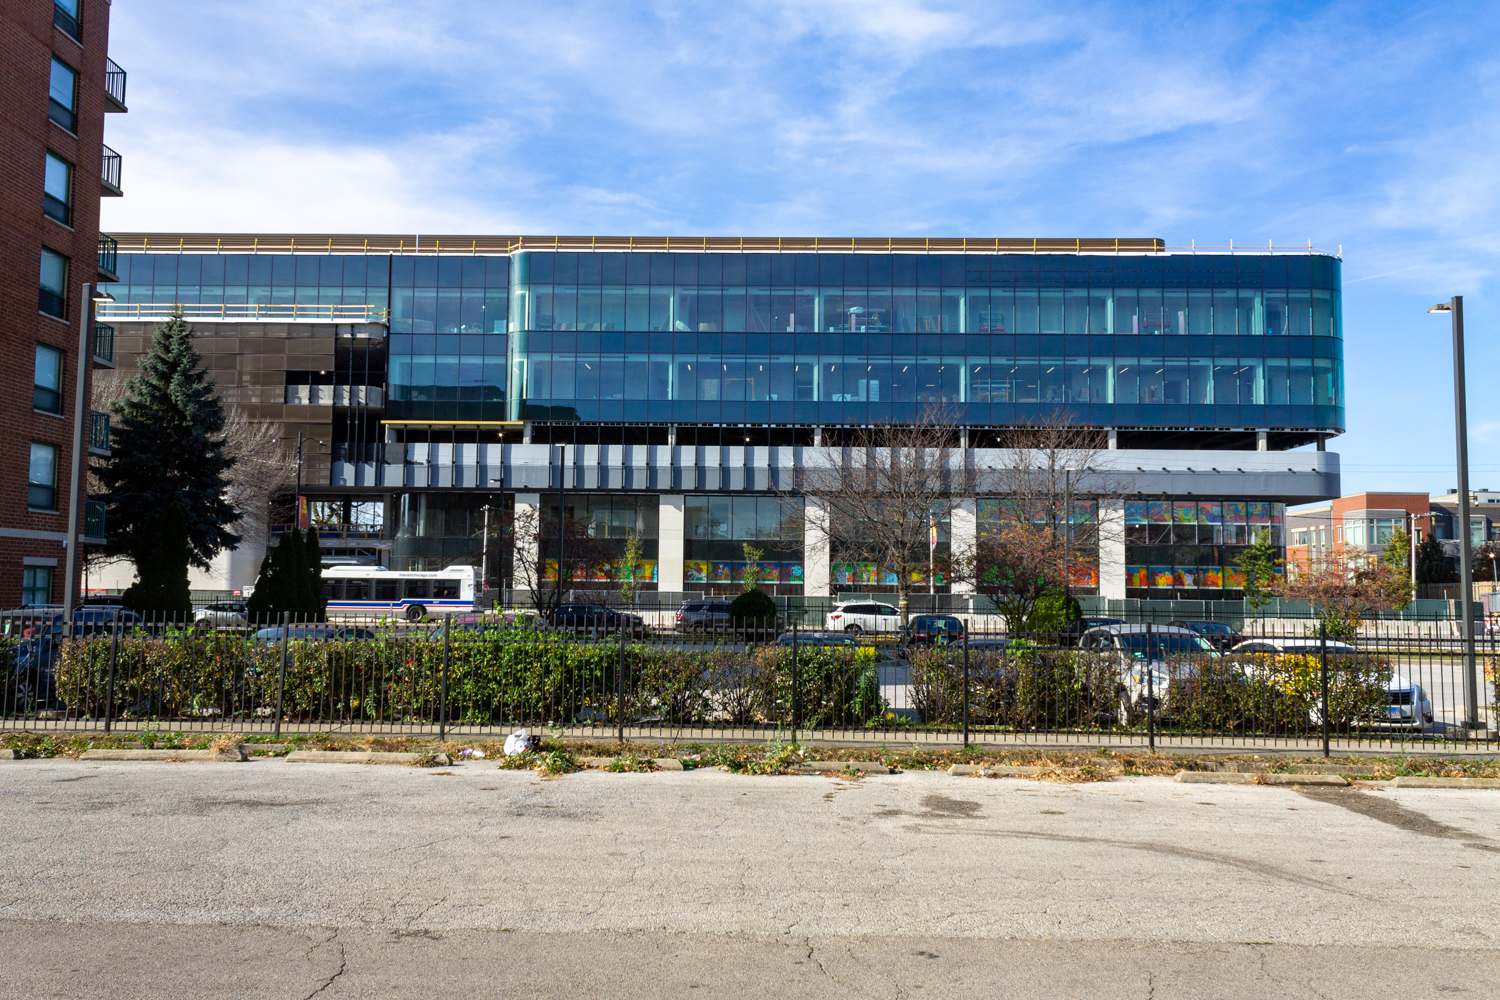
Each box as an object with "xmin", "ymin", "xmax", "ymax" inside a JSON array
[
  {"xmin": 274, "ymin": 612, "xmax": 289, "ymax": 738},
  {"xmin": 616, "ymin": 614, "xmax": 625, "ymax": 745},
  {"xmin": 962, "ymin": 628, "xmax": 970, "ymax": 747},
  {"xmin": 1319, "ymin": 620, "xmax": 1329, "ymax": 758},
  {"xmin": 1145, "ymin": 621, "xmax": 1155, "ymax": 753},
  {"xmin": 104, "ymin": 609, "xmax": 120, "ymax": 733},
  {"xmin": 790, "ymin": 617, "xmax": 799, "ymax": 744},
  {"xmin": 440, "ymin": 613, "xmax": 451, "ymax": 741}
]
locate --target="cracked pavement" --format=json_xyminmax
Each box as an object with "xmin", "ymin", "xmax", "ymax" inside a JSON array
[{"xmin": 2, "ymin": 758, "xmax": 1498, "ymax": 997}]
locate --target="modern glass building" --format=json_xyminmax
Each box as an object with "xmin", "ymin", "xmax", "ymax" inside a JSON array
[{"xmin": 98, "ymin": 234, "xmax": 1341, "ymax": 601}]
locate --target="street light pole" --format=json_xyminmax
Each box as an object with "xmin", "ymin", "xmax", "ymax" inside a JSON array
[
  {"xmin": 294, "ymin": 432, "xmax": 304, "ymax": 529},
  {"xmin": 1063, "ymin": 468, "xmax": 1074, "ymax": 601},
  {"xmin": 555, "ymin": 443, "xmax": 567, "ymax": 610},
  {"xmin": 62, "ymin": 283, "xmax": 98, "ymax": 625},
  {"xmin": 1431, "ymin": 296, "xmax": 1480, "ymax": 731}
]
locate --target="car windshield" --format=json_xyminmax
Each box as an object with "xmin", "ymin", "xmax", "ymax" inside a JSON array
[
  {"xmin": 1190, "ymin": 622, "xmax": 1232, "ymax": 634},
  {"xmin": 1115, "ymin": 633, "xmax": 1215, "ymax": 653}
]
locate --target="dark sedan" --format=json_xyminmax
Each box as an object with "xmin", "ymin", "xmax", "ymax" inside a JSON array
[
  {"xmin": 1167, "ymin": 619, "xmax": 1243, "ymax": 651},
  {"xmin": 898, "ymin": 615, "xmax": 966, "ymax": 647}
]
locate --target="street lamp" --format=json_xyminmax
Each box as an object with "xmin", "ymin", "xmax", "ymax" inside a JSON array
[{"xmin": 1430, "ymin": 297, "xmax": 1480, "ymax": 731}]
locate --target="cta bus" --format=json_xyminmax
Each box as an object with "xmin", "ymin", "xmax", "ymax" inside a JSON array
[{"xmin": 320, "ymin": 565, "xmax": 480, "ymax": 620}]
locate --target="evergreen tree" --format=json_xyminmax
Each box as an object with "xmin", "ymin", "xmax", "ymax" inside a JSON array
[
  {"xmin": 304, "ymin": 528, "xmax": 327, "ymax": 620},
  {"xmin": 1415, "ymin": 534, "xmax": 1456, "ymax": 585},
  {"xmin": 120, "ymin": 503, "xmax": 193, "ymax": 619},
  {"xmin": 245, "ymin": 551, "xmax": 278, "ymax": 623},
  {"xmin": 98, "ymin": 309, "xmax": 240, "ymax": 570},
  {"xmin": 281, "ymin": 527, "xmax": 314, "ymax": 620}
]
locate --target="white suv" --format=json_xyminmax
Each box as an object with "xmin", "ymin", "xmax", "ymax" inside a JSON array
[{"xmin": 825, "ymin": 601, "xmax": 901, "ymax": 634}]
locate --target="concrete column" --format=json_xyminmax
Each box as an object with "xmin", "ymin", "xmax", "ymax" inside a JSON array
[
  {"xmin": 1098, "ymin": 498, "xmax": 1127, "ymax": 601},
  {"xmin": 1107, "ymin": 428, "xmax": 1118, "ymax": 450},
  {"xmin": 657, "ymin": 494, "xmax": 685, "ymax": 592},
  {"xmin": 804, "ymin": 500, "xmax": 831, "ymax": 597},
  {"xmin": 1256, "ymin": 429, "xmax": 1268, "ymax": 451},
  {"xmin": 514, "ymin": 492, "xmax": 540, "ymax": 594},
  {"xmin": 949, "ymin": 498, "xmax": 977, "ymax": 594}
]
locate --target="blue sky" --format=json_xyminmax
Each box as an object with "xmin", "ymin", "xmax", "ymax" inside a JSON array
[{"xmin": 99, "ymin": 1, "xmax": 1500, "ymax": 498}]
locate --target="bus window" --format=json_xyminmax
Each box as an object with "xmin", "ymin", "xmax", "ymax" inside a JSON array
[
  {"xmin": 403, "ymin": 579, "xmax": 431, "ymax": 599},
  {"xmin": 433, "ymin": 580, "xmax": 459, "ymax": 599},
  {"xmin": 374, "ymin": 580, "xmax": 399, "ymax": 601},
  {"xmin": 323, "ymin": 581, "xmax": 342, "ymax": 600},
  {"xmin": 344, "ymin": 579, "xmax": 369, "ymax": 601}
]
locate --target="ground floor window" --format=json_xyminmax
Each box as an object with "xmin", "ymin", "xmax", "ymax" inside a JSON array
[{"xmin": 21, "ymin": 566, "xmax": 52, "ymax": 606}]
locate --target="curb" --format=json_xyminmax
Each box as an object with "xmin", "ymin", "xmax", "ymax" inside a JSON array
[
  {"xmin": 789, "ymin": 761, "xmax": 890, "ymax": 775},
  {"xmin": 949, "ymin": 764, "xmax": 1049, "ymax": 777},
  {"xmin": 1391, "ymin": 776, "xmax": 1500, "ymax": 789},
  {"xmin": 283, "ymin": 750, "xmax": 450, "ymax": 766},
  {"xmin": 1262, "ymin": 773, "xmax": 1348, "ymax": 786},
  {"xmin": 80, "ymin": 748, "xmax": 247, "ymax": 762},
  {"xmin": 0, "ymin": 748, "xmax": 18, "ymax": 760},
  {"xmin": 1174, "ymin": 771, "xmax": 1256, "ymax": 784}
]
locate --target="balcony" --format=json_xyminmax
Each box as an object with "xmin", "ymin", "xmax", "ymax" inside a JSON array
[
  {"xmin": 84, "ymin": 500, "xmax": 107, "ymax": 544},
  {"xmin": 100, "ymin": 145, "xmax": 122, "ymax": 197},
  {"xmin": 104, "ymin": 58, "xmax": 128, "ymax": 112},
  {"xmin": 89, "ymin": 411, "xmax": 111, "ymax": 456},
  {"xmin": 92, "ymin": 322, "xmax": 114, "ymax": 367},
  {"xmin": 97, "ymin": 233, "xmax": 118, "ymax": 281}
]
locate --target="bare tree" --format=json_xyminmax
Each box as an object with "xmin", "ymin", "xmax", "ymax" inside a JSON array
[
  {"xmin": 218, "ymin": 407, "xmax": 295, "ymax": 545},
  {"xmin": 1279, "ymin": 545, "xmax": 1411, "ymax": 640},
  {"xmin": 505, "ymin": 506, "xmax": 611, "ymax": 616},
  {"xmin": 964, "ymin": 415, "xmax": 1137, "ymax": 630},
  {"xmin": 792, "ymin": 407, "xmax": 972, "ymax": 622}
]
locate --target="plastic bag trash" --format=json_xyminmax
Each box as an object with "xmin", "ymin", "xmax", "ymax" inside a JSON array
[
  {"xmin": 456, "ymin": 748, "xmax": 487, "ymax": 759},
  {"xmin": 503, "ymin": 730, "xmax": 540, "ymax": 756}
]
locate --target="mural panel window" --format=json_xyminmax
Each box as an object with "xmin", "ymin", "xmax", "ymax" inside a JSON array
[{"xmin": 684, "ymin": 495, "xmax": 803, "ymax": 593}]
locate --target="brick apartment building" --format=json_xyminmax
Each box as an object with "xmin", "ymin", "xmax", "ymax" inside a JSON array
[
  {"xmin": 1286, "ymin": 492, "xmax": 1433, "ymax": 567},
  {"xmin": 0, "ymin": 0, "xmax": 125, "ymax": 607}
]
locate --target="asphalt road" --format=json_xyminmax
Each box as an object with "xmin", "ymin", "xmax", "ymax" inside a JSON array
[{"xmin": 3, "ymin": 758, "xmax": 1499, "ymax": 998}]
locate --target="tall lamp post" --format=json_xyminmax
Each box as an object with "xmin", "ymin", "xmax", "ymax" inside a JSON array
[
  {"xmin": 1430, "ymin": 296, "xmax": 1480, "ymax": 732},
  {"xmin": 62, "ymin": 284, "xmax": 110, "ymax": 625}
]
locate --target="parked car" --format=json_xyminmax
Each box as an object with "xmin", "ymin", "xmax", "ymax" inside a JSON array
[
  {"xmin": 1168, "ymin": 619, "xmax": 1243, "ymax": 650},
  {"xmin": 252, "ymin": 625, "xmax": 378, "ymax": 643},
  {"xmin": 825, "ymin": 601, "xmax": 901, "ymax": 634},
  {"xmin": 899, "ymin": 615, "xmax": 965, "ymax": 647},
  {"xmin": 195, "ymin": 602, "xmax": 249, "ymax": 629},
  {"xmin": 1060, "ymin": 616, "xmax": 1125, "ymax": 639},
  {"xmin": 1078, "ymin": 623, "xmax": 1217, "ymax": 724},
  {"xmin": 775, "ymin": 631, "xmax": 862, "ymax": 648},
  {"xmin": 676, "ymin": 600, "xmax": 735, "ymax": 633},
  {"xmin": 1226, "ymin": 637, "xmax": 1430, "ymax": 730},
  {"xmin": 544, "ymin": 604, "xmax": 645, "ymax": 636},
  {"xmin": 6, "ymin": 607, "xmax": 144, "ymax": 711}
]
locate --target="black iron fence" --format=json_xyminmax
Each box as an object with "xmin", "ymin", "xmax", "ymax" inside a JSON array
[{"xmin": 2, "ymin": 609, "xmax": 1496, "ymax": 750}]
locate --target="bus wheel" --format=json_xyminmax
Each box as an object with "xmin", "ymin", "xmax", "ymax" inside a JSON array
[{"xmin": 405, "ymin": 605, "xmax": 427, "ymax": 622}]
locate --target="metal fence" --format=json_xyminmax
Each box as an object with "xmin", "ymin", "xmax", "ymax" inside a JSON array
[{"xmin": 2, "ymin": 609, "xmax": 1496, "ymax": 752}]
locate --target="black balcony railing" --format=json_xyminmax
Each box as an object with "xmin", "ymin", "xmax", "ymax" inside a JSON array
[
  {"xmin": 92, "ymin": 323, "xmax": 114, "ymax": 365},
  {"xmin": 97, "ymin": 234, "xmax": 118, "ymax": 279},
  {"xmin": 84, "ymin": 500, "xmax": 107, "ymax": 541},
  {"xmin": 89, "ymin": 411, "xmax": 111, "ymax": 453},
  {"xmin": 101, "ymin": 145, "xmax": 121, "ymax": 196},
  {"xmin": 53, "ymin": 1, "xmax": 80, "ymax": 41},
  {"xmin": 104, "ymin": 58, "xmax": 127, "ymax": 111}
]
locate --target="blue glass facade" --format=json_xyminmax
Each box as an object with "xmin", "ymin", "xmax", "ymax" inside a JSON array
[
  {"xmin": 511, "ymin": 251, "xmax": 1342, "ymax": 432},
  {"xmin": 112, "ymin": 249, "xmax": 1342, "ymax": 435}
]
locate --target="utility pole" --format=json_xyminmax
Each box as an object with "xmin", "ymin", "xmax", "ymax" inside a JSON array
[
  {"xmin": 555, "ymin": 443, "xmax": 567, "ymax": 610},
  {"xmin": 1430, "ymin": 296, "xmax": 1480, "ymax": 731}
]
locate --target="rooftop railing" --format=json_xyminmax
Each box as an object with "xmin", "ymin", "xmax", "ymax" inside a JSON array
[{"xmin": 95, "ymin": 302, "xmax": 391, "ymax": 323}]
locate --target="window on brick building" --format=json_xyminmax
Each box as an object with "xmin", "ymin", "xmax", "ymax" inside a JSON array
[
  {"xmin": 39, "ymin": 248, "xmax": 67, "ymax": 318},
  {"xmin": 53, "ymin": 0, "xmax": 81, "ymax": 42},
  {"xmin": 49, "ymin": 57, "xmax": 77, "ymax": 132},
  {"xmin": 34, "ymin": 345, "xmax": 63, "ymax": 413},
  {"xmin": 44, "ymin": 153, "xmax": 72, "ymax": 225},
  {"xmin": 29, "ymin": 442, "xmax": 59, "ymax": 511},
  {"xmin": 21, "ymin": 567, "xmax": 53, "ymax": 607}
]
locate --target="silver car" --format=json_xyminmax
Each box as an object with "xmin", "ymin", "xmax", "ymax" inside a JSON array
[{"xmin": 195, "ymin": 601, "xmax": 248, "ymax": 629}]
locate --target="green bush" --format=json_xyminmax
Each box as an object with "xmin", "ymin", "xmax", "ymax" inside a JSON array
[{"xmin": 728, "ymin": 588, "xmax": 779, "ymax": 634}]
